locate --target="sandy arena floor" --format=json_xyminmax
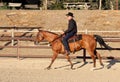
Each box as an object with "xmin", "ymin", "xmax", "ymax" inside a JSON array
[{"xmin": 0, "ymin": 57, "xmax": 119, "ymax": 82}]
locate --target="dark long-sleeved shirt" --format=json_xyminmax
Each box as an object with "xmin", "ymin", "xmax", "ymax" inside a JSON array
[{"xmin": 65, "ymin": 19, "xmax": 77, "ymax": 34}]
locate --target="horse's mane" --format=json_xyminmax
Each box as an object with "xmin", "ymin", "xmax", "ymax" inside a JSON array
[{"xmin": 41, "ymin": 30, "xmax": 59, "ymax": 36}]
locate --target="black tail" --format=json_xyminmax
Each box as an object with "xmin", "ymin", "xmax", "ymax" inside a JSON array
[{"xmin": 94, "ymin": 35, "xmax": 112, "ymax": 50}]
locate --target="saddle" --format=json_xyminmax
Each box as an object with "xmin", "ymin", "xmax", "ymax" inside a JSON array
[
  {"xmin": 61, "ymin": 34, "xmax": 82, "ymax": 54},
  {"xmin": 68, "ymin": 34, "xmax": 82, "ymax": 43}
]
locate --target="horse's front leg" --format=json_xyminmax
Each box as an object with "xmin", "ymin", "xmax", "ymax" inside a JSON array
[
  {"xmin": 46, "ymin": 52, "xmax": 58, "ymax": 70},
  {"xmin": 66, "ymin": 55, "xmax": 74, "ymax": 69}
]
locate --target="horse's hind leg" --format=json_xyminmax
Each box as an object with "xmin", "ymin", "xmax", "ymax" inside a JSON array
[
  {"xmin": 66, "ymin": 55, "xmax": 73, "ymax": 69},
  {"xmin": 46, "ymin": 52, "xmax": 58, "ymax": 70},
  {"xmin": 94, "ymin": 50, "xmax": 104, "ymax": 67},
  {"xmin": 88, "ymin": 50, "xmax": 96, "ymax": 68}
]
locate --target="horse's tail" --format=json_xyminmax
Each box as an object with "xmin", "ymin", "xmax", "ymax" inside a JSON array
[{"xmin": 94, "ymin": 35, "xmax": 112, "ymax": 50}]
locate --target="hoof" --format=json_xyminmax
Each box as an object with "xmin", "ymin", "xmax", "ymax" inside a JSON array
[
  {"xmin": 90, "ymin": 67, "xmax": 96, "ymax": 71},
  {"xmin": 44, "ymin": 67, "xmax": 51, "ymax": 70},
  {"xmin": 71, "ymin": 65, "xmax": 73, "ymax": 69},
  {"xmin": 65, "ymin": 68, "xmax": 75, "ymax": 70},
  {"xmin": 71, "ymin": 68, "xmax": 76, "ymax": 70},
  {"xmin": 101, "ymin": 64, "xmax": 104, "ymax": 68},
  {"xmin": 101, "ymin": 64, "xmax": 104, "ymax": 67},
  {"xmin": 71, "ymin": 65, "xmax": 75, "ymax": 70}
]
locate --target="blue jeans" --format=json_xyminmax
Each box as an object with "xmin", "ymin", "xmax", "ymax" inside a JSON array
[{"xmin": 62, "ymin": 32, "xmax": 76, "ymax": 51}]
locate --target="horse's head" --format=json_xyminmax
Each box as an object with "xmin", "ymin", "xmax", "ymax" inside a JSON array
[{"xmin": 34, "ymin": 30, "xmax": 44, "ymax": 45}]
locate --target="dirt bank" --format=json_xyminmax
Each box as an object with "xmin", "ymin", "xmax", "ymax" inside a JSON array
[{"xmin": 0, "ymin": 10, "xmax": 120, "ymax": 31}]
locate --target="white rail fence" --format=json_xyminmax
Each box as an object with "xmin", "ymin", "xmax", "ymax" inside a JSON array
[{"xmin": 0, "ymin": 28, "xmax": 120, "ymax": 46}]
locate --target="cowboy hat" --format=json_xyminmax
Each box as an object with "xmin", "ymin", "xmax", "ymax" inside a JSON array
[{"xmin": 66, "ymin": 12, "xmax": 74, "ymax": 17}]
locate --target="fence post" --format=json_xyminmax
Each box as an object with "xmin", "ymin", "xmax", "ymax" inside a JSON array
[
  {"xmin": 17, "ymin": 39, "xmax": 20, "ymax": 60},
  {"xmin": 85, "ymin": 29, "xmax": 88, "ymax": 34},
  {"xmin": 11, "ymin": 28, "xmax": 14, "ymax": 46},
  {"xmin": 83, "ymin": 49, "xmax": 86, "ymax": 62}
]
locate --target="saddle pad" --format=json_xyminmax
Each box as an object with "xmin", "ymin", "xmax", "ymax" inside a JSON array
[{"xmin": 68, "ymin": 34, "xmax": 82, "ymax": 43}]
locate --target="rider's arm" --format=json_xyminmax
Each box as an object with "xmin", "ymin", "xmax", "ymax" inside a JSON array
[{"xmin": 65, "ymin": 20, "xmax": 74, "ymax": 34}]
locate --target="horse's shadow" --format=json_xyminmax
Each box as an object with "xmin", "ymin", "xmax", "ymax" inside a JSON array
[
  {"xmin": 76, "ymin": 62, "xmax": 88, "ymax": 69},
  {"xmin": 0, "ymin": 29, "xmax": 34, "ymax": 50},
  {"xmin": 54, "ymin": 60, "xmax": 88, "ymax": 70},
  {"xmin": 0, "ymin": 41, "xmax": 17, "ymax": 50},
  {"xmin": 106, "ymin": 59, "xmax": 120, "ymax": 69}
]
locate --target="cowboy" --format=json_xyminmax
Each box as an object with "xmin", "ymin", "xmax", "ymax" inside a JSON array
[{"xmin": 62, "ymin": 12, "xmax": 77, "ymax": 55}]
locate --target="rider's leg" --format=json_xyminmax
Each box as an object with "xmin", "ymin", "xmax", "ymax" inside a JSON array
[
  {"xmin": 62, "ymin": 33, "xmax": 75, "ymax": 55},
  {"xmin": 62, "ymin": 36, "xmax": 70, "ymax": 55}
]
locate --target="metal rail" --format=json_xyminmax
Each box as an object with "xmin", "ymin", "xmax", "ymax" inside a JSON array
[
  {"xmin": 0, "ymin": 36, "xmax": 120, "ymax": 42},
  {"xmin": 0, "ymin": 38, "xmax": 120, "ymax": 61}
]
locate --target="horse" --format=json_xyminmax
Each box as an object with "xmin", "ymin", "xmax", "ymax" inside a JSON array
[{"xmin": 34, "ymin": 30, "xmax": 112, "ymax": 70}]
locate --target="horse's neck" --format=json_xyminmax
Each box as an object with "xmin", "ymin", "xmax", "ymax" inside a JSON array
[{"xmin": 43, "ymin": 32, "xmax": 58, "ymax": 42}]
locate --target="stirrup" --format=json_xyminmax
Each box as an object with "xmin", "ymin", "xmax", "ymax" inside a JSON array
[{"xmin": 65, "ymin": 50, "xmax": 70, "ymax": 55}]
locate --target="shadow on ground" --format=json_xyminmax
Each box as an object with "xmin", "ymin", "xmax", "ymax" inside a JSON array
[
  {"xmin": 54, "ymin": 58, "xmax": 120, "ymax": 70},
  {"xmin": 106, "ymin": 59, "xmax": 120, "ymax": 69}
]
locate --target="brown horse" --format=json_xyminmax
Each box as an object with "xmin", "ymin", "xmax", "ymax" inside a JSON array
[{"xmin": 35, "ymin": 30, "xmax": 112, "ymax": 70}]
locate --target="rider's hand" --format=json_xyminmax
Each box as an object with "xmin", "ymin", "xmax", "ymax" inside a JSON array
[
  {"xmin": 61, "ymin": 31, "xmax": 64, "ymax": 34},
  {"xmin": 61, "ymin": 29, "xmax": 65, "ymax": 34}
]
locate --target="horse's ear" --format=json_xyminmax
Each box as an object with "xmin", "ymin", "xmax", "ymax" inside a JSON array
[
  {"xmin": 38, "ymin": 29, "xmax": 42, "ymax": 32},
  {"xmin": 38, "ymin": 27, "xmax": 43, "ymax": 32}
]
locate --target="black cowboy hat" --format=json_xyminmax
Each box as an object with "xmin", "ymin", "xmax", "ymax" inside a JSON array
[{"xmin": 66, "ymin": 12, "xmax": 74, "ymax": 17}]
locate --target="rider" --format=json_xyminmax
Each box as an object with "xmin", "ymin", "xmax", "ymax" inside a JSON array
[{"xmin": 62, "ymin": 12, "xmax": 77, "ymax": 55}]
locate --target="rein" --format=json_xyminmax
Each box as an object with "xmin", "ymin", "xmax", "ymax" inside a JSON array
[{"xmin": 49, "ymin": 34, "xmax": 64, "ymax": 44}]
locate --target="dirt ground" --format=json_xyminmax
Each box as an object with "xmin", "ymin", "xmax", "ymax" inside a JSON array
[{"xmin": 0, "ymin": 57, "xmax": 120, "ymax": 82}]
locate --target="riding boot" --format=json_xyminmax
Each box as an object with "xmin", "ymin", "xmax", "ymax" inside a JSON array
[{"xmin": 65, "ymin": 50, "xmax": 70, "ymax": 55}]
